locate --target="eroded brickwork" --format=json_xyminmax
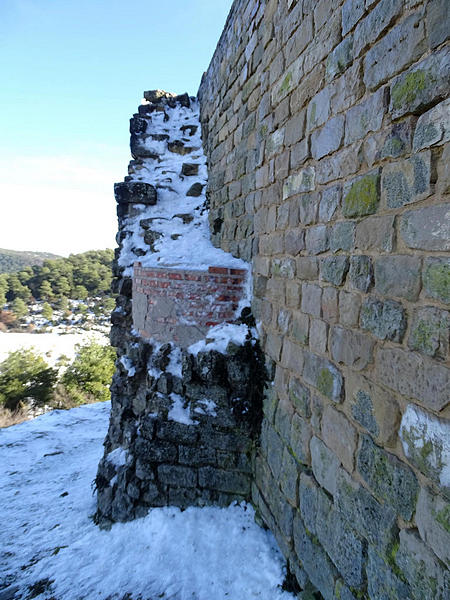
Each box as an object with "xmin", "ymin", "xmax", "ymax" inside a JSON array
[
  {"xmin": 132, "ymin": 264, "xmax": 247, "ymax": 346},
  {"xmin": 199, "ymin": 0, "xmax": 449, "ymax": 597}
]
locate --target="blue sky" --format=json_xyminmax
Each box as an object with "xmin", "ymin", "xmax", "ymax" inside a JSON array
[{"xmin": 0, "ymin": 0, "xmax": 233, "ymax": 255}]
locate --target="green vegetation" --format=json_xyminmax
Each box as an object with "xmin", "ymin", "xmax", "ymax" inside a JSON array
[
  {"xmin": 0, "ymin": 341, "xmax": 116, "ymax": 418},
  {"xmin": 0, "ymin": 249, "xmax": 62, "ymax": 274},
  {"xmin": 0, "ymin": 348, "xmax": 58, "ymax": 411},
  {"xmin": 0, "ymin": 249, "xmax": 114, "ymax": 306},
  {"xmin": 60, "ymin": 342, "xmax": 116, "ymax": 405},
  {"xmin": 391, "ymin": 70, "xmax": 427, "ymax": 110},
  {"xmin": 343, "ymin": 173, "xmax": 380, "ymax": 217}
]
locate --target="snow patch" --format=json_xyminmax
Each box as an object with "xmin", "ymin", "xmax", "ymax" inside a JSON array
[
  {"xmin": 119, "ymin": 355, "xmax": 136, "ymax": 377},
  {"xmin": 0, "ymin": 401, "xmax": 294, "ymax": 600},
  {"xmin": 168, "ymin": 392, "xmax": 198, "ymax": 426},
  {"xmin": 400, "ymin": 404, "xmax": 450, "ymax": 488},
  {"xmin": 106, "ymin": 447, "xmax": 128, "ymax": 468},
  {"xmin": 188, "ymin": 323, "xmax": 251, "ymax": 356}
]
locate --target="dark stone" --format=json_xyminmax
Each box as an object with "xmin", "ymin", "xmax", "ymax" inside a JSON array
[
  {"xmin": 129, "ymin": 117, "xmax": 147, "ymax": 134},
  {"xmin": 182, "ymin": 163, "xmax": 200, "ymax": 176},
  {"xmin": 135, "ymin": 438, "xmax": 177, "ymax": 463},
  {"xmin": 114, "ymin": 181, "xmax": 157, "ymax": 205},
  {"xmin": 186, "ymin": 182, "xmax": 204, "ymax": 197},
  {"xmin": 168, "ymin": 140, "xmax": 194, "ymax": 155}
]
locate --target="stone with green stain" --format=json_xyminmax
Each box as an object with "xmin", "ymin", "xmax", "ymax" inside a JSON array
[
  {"xmin": 329, "ymin": 221, "xmax": 355, "ymax": 253},
  {"xmin": 290, "ymin": 413, "xmax": 312, "ymax": 466},
  {"xmin": 357, "ymin": 435, "xmax": 419, "ymax": 520},
  {"xmin": 336, "ymin": 469, "xmax": 398, "ymax": 553},
  {"xmin": 283, "ymin": 167, "xmax": 316, "ymax": 199},
  {"xmin": 416, "ymin": 487, "xmax": 450, "ymax": 565},
  {"xmin": 423, "ymin": 257, "xmax": 450, "ymax": 304},
  {"xmin": 396, "ymin": 529, "xmax": 449, "ymax": 600},
  {"xmin": 367, "ymin": 546, "xmax": 411, "ymax": 600},
  {"xmin": 413, "ymin": 98, "xmax": 450, "ymax": 151},
  {"xmin": 343, "ymin": 169, "xmax": 380, "ymax": 217},
  {"xmin": 326, "ymin": 36, "xmax": 353, "ymax": 81},
  {"xmin": 408, "ymin": 307, "xmax": 449, "ymax": 360},
  {"xmin": 289, "ymin": 377, "xmax": 311, "ymax": 417},
  {"xmin": 390, "ymin": 47, "xmax": 450, "ymax": 118}
]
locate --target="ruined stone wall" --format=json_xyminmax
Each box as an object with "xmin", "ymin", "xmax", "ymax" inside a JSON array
[{"xmin": 198, "ymin": 0, "xmax": 450, "ymax": 598}]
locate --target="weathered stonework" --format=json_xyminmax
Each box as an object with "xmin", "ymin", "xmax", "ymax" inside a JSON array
[{"xmin": 198, "ymin": 0, "xmax": 450, "ymax": 596}]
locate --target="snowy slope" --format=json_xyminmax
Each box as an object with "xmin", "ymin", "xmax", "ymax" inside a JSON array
[{"xmin": 0, "ymin": 402, "xmax": 295, "ymax": 600}]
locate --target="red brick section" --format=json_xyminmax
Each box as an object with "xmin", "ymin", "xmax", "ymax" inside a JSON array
[{"xmin": 133, "ymin": 263, "xmax": 247, "ymax": 336}]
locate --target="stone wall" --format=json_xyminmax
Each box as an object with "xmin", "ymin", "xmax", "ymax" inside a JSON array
[
  {"xmin": 132, "ymin": 263, "xmax": 247, "ymax": 346},
  {"xmin": 198, "ymin": 0, "xmax": 449, "ymax": 598},
  {"xmin": 96, "ymin": 93, "xmax": 266, "ymax": 529}
]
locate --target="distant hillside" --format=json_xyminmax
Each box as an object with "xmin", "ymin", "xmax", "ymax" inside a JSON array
[{"xmin": 0, "ymin": 249, "xmax": 62, "ymax": 273}]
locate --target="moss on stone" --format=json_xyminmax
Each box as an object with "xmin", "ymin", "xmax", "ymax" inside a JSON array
[
  {"xmin": 279, "ymin": 72, "xmax": 292, "ymax": 96},
  {"xmin": 409, "ymin": 320, "xmax": 436, "ymax": 355},
  {"xmin": 343, "ymin": 173, "xmax": 379, "ymax": 217},
  {"xmin": 317, "ymin": 368, "xmax": 333, "ymax": 399},
  {"xmin": 434, "ymin": 504, "xmax": 450, "ymax": 533},
  {"xmin": 259, "ymin": 124, "xmax": 268, "ymax": 139},
  {"xmin": 424, "ymin": 262, "xmax": 450, "ymax": 304},
  {"xmin": 382, "ymin": 136, "xmax": 404, "ymax": 157},
  {"xmin": 391, "ymin": 70, "xmax": 427, "ymax": 110}
]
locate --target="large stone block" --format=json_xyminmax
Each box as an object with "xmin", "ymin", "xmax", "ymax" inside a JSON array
[
  {"xmin": 289, "ymin": 377, "xmax": 311, "ymax": 417},
  {"xmin": 318, "ymin": 185, "xmax": 341, "ymax": 222},
  {"xmin": 353, "ymin": 0, "xmax": 403, "ymax": 57},
  {"xmin": 415, "ymin": 487, "xmax": 450, "ymax": 565},
  {"xmin": 357, "ymin": 435, "xmax": 419, "ymax": 520},
  {"xmin": 280, "ymin": 447, "xmax": 300, "ymax": 505},
  {"xmin": 198, "ymin": 466, "xmax": 251, "ymax": 495},
  {"xmin": 381, "ymin": 151, "xmax": 431, "ymax": 209},
  {"xmin": 158, "ymin": 465, "xmax": 197, "ymax": 488},
  {"xmin": 330, "ymin": 326, "xmax": 374, "ymax": 371},
  {"xmin": 326, "ymin": 36, "xmax": 353, "ymax": 82},
  {"xmin": 347, "ymin": 372, "xmax": 400, "ymax": 446},
  {"xmin": 408, "ymin": 306, "xmax": 449, "ymax": 360},
  {"xmin": 390, "ymin": 47, "xmax": 450, "ymax": 118},
  {"xmin": 114, "ymin": 181, "xmax": 157, "ymax": 205},
  {"xmin": 320, "ymin": 256, "xmax": 349, "ymax": 286},
  {"xmin": 311, "ymin": 115, "xmax": 345, "ymax": 159},
  {"xmin": 355, "ymin": 214, "xmax": 394, "ymax": 253},
  {"xmin": 342, "ymin": 169, "xmax": 380, "ymax": 217},
  {"xmin": 396, "ymin": 529, "xmax": 450, "ymax": 600},
  {"xmin": 423, "ymin": 257, "xmax": 450, "ymax": 304},
  {"xmin": 364, "ymin": 12, "xmax": 426, "ymax": 90},
  {"xmin": 342, "ymin": 0, "xmax": 365, "ymax": 36},
  {"xmin": 400, "ymin": 404, "xmax": 450, "ymax": 494},
  {"xmin": 375, "ymin": 347, "xmax": 449, "ymax": 411},
  {"xmin": 400, "ymin": 203, "xmax": 450, "ymax": 251},
  {"xmin": 427, "ymin": 0, "xmax": 450, "ymax": 49},
  {"xmin": 290, "ymin": 413, "xmax": 312, "ymax": 466},
  {"xmin": 310, "ymin": 435, "xmax": 340, "ymax": 496},
  {"xmin": 374, "ymin": 255, "xmax": 421, "ymax": 301},
  {"xmin": 329, "ymin": 221, "xmax": 355, "ymax": 253},
  {"xmin": 303, "ymin": 351, "xmax": 344, "ymax": 402},
  {"xmin": 348, "ymin": 255, "xmax": 373, "ymax": 292},
  {"xmin": 283, "ymin": 167, "xmax": 316, "ymax": 199},
  {"xmin": 339, "ymin": 291, "xmax": 361, "ymax": 327},
  {"xmin": 366, "ymin": 546, "xmax": 411, "ymax": 600},
  {"xmin": 306, "ymin": 86, "xmax": 331, "ymax": 131},
  {"xmin": 315, "ymin": 491, "xmax": 366, "ymax": 589},
  {"xmin": 321, "ymin": 405, "xmax": 357, "ymax": 472},
  {"xmin": 360, "ymin": 297, "xmax": 406, "ymax": 342},
  {"xmin": 336, "ymin": 469, "xmax": 398, "ymax": 552},
  {"xmin": 345, "ymin": 88, "xmax": 386, "ymax": 144},
  {"xmin": 301, "ymin": 283, "xmax": 322, "ymax": 317},
  {"xmin": 293, "ymin": 515, "xmax": 337, "ymax": 600},
  {"xmin": 413, "ymin": 98, "xmax": 450, "ymax": 151},
  {"xmin": 299, "ymin": 472, "xmax": 318, "ymax": 535},
  {"xmin": 305, "ymin": 225, "xmax": 329, "ymax": 255}
]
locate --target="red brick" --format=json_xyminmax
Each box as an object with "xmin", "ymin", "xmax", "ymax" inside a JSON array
[{"xmin": 208, "ymin": 266, "xmax": 229, "ymax": 274}]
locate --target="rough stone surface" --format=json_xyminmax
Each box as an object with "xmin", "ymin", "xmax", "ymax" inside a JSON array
[
  {"xmin": 400, "ymin": 203, "xmax": 450, "ymax": 251},
  {"xmin": 310, "ymin": 436, "xmax": 340, "ymax": 496},
  {"xmin": 360, "ymin": 296, "xmax": 406, "ymax": 342},
  {"xmin": 374, "ymin": 255, "xmax": 421, "ymax": 301},
  {"xmin": 358, "ymin": 435, "xmax": 420, "ymax": 522}
]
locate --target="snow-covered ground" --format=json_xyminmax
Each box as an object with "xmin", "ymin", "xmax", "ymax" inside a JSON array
[
  {"xmin": 0, "ymin": 331, "xmax": 108, "ymax": 366},
  {"xmin": 0, "ymin": 401, "xmax": 295, "ymax": 600}
]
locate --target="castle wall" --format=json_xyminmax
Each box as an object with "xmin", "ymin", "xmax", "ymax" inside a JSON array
[{"xmin": 198, "ymin": 0, "xmax": 450, "ymax": 597}]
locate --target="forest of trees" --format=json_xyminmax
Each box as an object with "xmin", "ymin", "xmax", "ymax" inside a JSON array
[{"xmin": 0, "ymin": 249, "xmax": 114, "ymax": 306}]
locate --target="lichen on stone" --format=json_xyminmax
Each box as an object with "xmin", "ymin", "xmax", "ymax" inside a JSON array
[{"xmin": 343, "ymin": 172, "xmax": 380, "ymax": 217}]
